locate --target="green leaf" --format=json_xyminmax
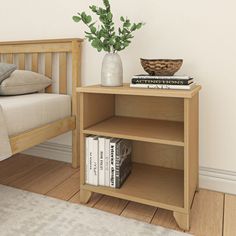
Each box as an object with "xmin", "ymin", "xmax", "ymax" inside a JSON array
[
  {"xmin": 86, "ymin": 15, "xmax": 92, "ymax": 24},
  {"xmin": 136, "ymin": 23, "xmax": 143, "ymax": 29},
  {"xmin": 72, "ymin": 16, "xmax": 81, "ymax": 22},
  {"xmin": 120, "ymin": 16, "xmax": 125, "ymax": 22},
  {"xmin": 90, "ymin": 26, "xmax": 96, "ymax": 34}
]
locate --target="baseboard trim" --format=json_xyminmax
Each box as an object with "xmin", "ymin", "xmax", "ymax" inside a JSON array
[
  {"xmin": 22, "ymin": 142, "xmax": 236, "ymax": 195},
  {"xmin": 199, "ymin": 167, "xmax": 236, "ymax": 195}
]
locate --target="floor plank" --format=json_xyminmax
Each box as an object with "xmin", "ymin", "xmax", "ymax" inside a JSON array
[
  {"xmin": 94, "ymin": 195, "xmax": 128, "ymax": 215},
  {"xmin": 151, "ymin": 209, "xmax": 183, "ymax": 231},
  {"xmin": 223, "ymin": 194, "xmax": 236, "ymax": 236},
  {"xmin": 0, "ymin": 154, "xmax": 46, "ymax": 184},
  {"xmin": 24, "ymin": 164, "xmax": 78, "ymax": 194},
  {"xmin": 189, "ymin": 190, "xmax": 224, "ymax": 236},
  {"xmin": 47, "ymin": 171, "xmax": 80, "ymax": 200},
  {"xmin": 9, "ymin": 160, "xmax": 64, "ymax": 189},
  {"xmin": 121, "ymin": 202, "xmax": 157, "ymax": 223},
  {"xmin": 69, "ymin": 192, "xmax": 103, "ymax": 207}
]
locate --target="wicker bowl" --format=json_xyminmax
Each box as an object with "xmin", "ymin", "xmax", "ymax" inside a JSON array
[{"xmin": 140, "ymin": 59, "xmax": 183, "ymax": 76}]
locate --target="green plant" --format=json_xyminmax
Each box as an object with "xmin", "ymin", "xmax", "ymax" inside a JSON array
[{"xmin": 73, "ymin": 0, "xmax": 144, "ymax": 53}]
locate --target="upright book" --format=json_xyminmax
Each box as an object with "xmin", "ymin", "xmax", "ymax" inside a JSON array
[
  {"xmin": 98, "ymin": 137, "xmax": 105, "ymax": 186},
  {"xmin": 110, "ymin": 138, "xmax": 120, "ymax": 188},
  {"xmin": 115, "ymin": 139, "xmax": 132, "ymax": 188}
]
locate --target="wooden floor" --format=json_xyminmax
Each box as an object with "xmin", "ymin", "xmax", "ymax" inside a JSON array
[{"xmin": 0, "ymin": 154, "xmax": 235, "ymax": 236}]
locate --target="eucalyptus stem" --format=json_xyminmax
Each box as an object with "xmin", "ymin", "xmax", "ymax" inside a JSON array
[{"xmin": 73, "ymin": 0, "xmax": 144, "ymax": 53}]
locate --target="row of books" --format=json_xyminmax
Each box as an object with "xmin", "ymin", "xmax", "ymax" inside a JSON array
[
  {"xmin": 85, "ymin": 136, "xmax": 132, "ymax": 188},
  {"xmin": 130, "ymin": 74, "xmax": 196, "ymax": 90}
]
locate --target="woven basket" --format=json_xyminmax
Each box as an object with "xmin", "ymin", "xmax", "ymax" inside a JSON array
[{"xmin": 140, "ymin": 59, "xmax": 183, "ymax": 76}]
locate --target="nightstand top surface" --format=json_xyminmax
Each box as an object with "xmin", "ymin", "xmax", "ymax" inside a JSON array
[{"xmin": 77, "ymin": 83, "xmax": 201, "ymax": 98}]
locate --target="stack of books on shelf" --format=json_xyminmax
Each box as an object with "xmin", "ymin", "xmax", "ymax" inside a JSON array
[
  {"xmin": 130, "ymin": 74, "xmax": 196, "ymax": 90},
  {"xmin": 85, "ymin": 136, "xmax": 132, "ymax": 188}
]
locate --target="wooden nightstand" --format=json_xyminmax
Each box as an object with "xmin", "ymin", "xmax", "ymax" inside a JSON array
[{"xmin": 77, "ymin": 84, "xmax": 201, "ymax": 230}]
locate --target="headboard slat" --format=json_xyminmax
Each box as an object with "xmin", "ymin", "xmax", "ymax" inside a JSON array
[
  {"xmin": 59, "ymin": 52, "xmax": 67, "ymax": 94},
  {"xmin": 18, "ymin": 54, "xmax": 25, "ymax": 70},
  {"xmin": 6, "ymin": 54, "xmax": 13, "ymax": 64},
  {"xmin": 45, "ymin": 53, "xmax": 52, "ymax": 93},
  {"xmin": 31, "ymin": 53, "xmax": 38, "ymax": 72}
]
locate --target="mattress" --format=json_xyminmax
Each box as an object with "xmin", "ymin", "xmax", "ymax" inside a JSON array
[{"xmin": 0, "ymin": 93, "xmax": 71, "ymax": 136}]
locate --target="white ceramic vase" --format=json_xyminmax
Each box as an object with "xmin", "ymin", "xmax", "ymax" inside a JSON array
[{"xmin": 101, "ymin": 53, "xmax": 123, "ymax": 87}]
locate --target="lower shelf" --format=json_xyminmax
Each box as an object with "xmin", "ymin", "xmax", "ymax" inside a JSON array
[{"xmin": 81, "ymin": 163, "xmax": 184, "ymax": 212}]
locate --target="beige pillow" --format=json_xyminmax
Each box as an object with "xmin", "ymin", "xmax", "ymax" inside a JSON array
[{"xmin": 0, "ymin": 70, "xmax": 52, "ymax": 95}]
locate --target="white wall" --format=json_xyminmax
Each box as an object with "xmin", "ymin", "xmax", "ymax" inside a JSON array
[{"xmin": 1, "ymin": 0, "xmax": 236, "ymax": 189}]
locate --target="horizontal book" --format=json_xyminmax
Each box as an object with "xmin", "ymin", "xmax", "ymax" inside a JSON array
[
  {"xmin": 130, "ymin": 83, "xmax": 196, "ymax": 90},
  {"xmin": 133, "ymin": 74, "xmax": 192, "ymax": 80},
  {"xmin": 132, "ymin": 78, "xmax": 193, "ymax": 85}
]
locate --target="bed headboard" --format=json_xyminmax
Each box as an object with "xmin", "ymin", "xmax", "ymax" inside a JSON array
[{"xmin": 0, "ymin": 38, "xmax": 83, "ymax": 115}]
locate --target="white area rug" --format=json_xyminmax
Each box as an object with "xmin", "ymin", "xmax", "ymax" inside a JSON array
[{"xmin": 0, "ymin": 185, "xmax": 191, "ymax": 236}]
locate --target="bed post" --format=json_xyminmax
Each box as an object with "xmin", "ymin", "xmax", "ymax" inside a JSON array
[{"xmin": 72, "ymin": 40, "xmax": 82, "ymax": 168}]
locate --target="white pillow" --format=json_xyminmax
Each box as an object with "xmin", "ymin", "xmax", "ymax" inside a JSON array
[{"xmin": 0, "ymin": 70, "xmax": 52, "ymax": 95}]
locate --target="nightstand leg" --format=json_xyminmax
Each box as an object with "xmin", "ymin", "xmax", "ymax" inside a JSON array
[
  {"xmin": 80, "ymin": 189, "xmax": 92, "ymax": 204},
  {"xmin": 173, "ymin": 211, "xmax": 190, "ymax": 231}
]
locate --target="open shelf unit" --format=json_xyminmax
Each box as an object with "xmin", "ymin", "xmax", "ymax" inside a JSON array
[{"xmin": 77, "ymin": 84, "xmax": 201, "ymax": 230}]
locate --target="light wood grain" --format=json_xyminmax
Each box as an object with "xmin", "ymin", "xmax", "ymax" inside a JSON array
[
  {"xmin": 77, "ymin": 84, "xmax": 201, "ymax": 98},
  {"xmin": 10, "ymin": 116, "xmax": 76, "ymax": 154},
  {"xmin": 9, "ymin": 160, "xmax": 64, "ymax": 189},
  {"xmin": 18, "ymin": 53, "xmax": 25, "ymax": 69},
  {"xmin": 151, "ymin": 209, "xmax": 183, "ymax": 231},
  {"xmin": 184, "ymin": 94, "xmax": 199, "ymax": 211},
  {"xmin": 69, "ymin": 192, "xmax": 103, "ymax": 207},
  {"xmin": 47, "ymin": 171, "xmax": 80, "ymax": 200},
  {"xmin": 121, "ymin": 202, "xmax": 156, "ymax": 223},
  {"xmin": 189, "ymin": 190, "xmax": 224, "ymax": 236},
  {"xmin": 82, "ymin": 163, "xmax": 184, "ymax": 212},
  {"xmin": 84, "ymin": 116, "xmax": 184, "ymax": 147},
  {"xmin": 0, "ymin": 154, "xmax": 45, "ymax": 184},
  {"xmin": 224, "ymin": 194, "xmax": 236, "ymax": 236},
  {"xmin": 31, "ymin": 53, "xmax": 38, "ymax": 72},
  {"xmin": 59, "ymin": 52, "xmax": 67, "ymax": 94},
  {"xmin": 45, "ymin": 52, "xmax": 52, "ymax": 93},
  {"xmin": 71, "ymin": 40, "xmax": 81, "ymax": 168},
  {"xmin": 24, "ymin": 164, "xmax": 78, "ymax": 194},
  {"xmin": 0, "ymin": 38, "xmax": 82, "ymax": 45},
  {"xmin": 132, "ymin": 141, "xmax": 184, "ymax": 170},
  {"xmin": 6, "ymin": 54, "xmax": 13, "ymax": 63},
  {"xmin": 115, "ymin": 95, "xmax": 184, "ymax": 122},
  {"xmin": 82, "ymin": 93, "xmax": 115, "ymax": 129},
  {"xmin": 0, "ymin": 156, "xmax": 47, "ymax": 185},
  {"xmin": 94, "ymin": 195, "xmax": 128, "ymax": 215}
]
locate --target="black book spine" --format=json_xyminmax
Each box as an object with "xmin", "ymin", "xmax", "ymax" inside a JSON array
[
  {"xmin": 132, "ymin": 78, "xmax": 192, "ymax": 85},
  {"xmin": 115, "ymin": 141, "xmax": 121, "ymax": 188}
]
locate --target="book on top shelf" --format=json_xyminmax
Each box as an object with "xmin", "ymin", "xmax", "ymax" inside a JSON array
[
  {"xmin": 132, "ymin": 78, "xmax": 194, "ymax": 85},
  {"xmin": 130, "ymin": 83, "xmax": 196, "ymax": 90}
]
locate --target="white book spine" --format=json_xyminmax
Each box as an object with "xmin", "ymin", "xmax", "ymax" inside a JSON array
[
  {"xmin": 98, "ymin": 137, "xmax": 105, "ymax": 186},
  {"xmin": 110, "ymin": 140, "xmax": 116, "ymax": 188},
  {"xmin": 104, "ymin": 138, "xmax": 110, "ymax": 187},
  {"xmin": 92, "ymin": 137, "xmax": 99, "ymax": 186},
  {"xmin": 85, "ymin": 136, "xmax": 89, "ymax": 184},
  {"xmin": 88, "ymin": 137, "xmax": 93, "ymax": 185},
  {"xmin": 130, "ymin": 83, "xmax": 196, "ymax": 90}
]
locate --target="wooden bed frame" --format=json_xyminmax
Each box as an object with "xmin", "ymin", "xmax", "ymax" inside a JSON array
[{"xmin": 0, "ymin": 38, "xmax": 83, "ymax": 168}]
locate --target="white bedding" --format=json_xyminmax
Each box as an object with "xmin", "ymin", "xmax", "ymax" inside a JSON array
[{"xmin": 0, "ymin": 93, "xmax": 71, "ymax": 161}]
